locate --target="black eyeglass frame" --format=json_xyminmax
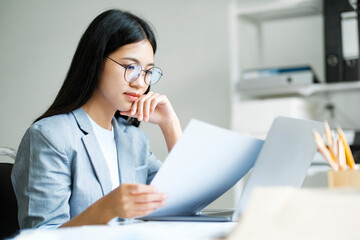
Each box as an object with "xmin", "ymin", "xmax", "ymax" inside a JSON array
[{"xmin": 106, "ymin": 56, "xmax": 163, "ymax": 86}]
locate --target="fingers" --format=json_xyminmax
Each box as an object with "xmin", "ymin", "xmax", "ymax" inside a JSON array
[
  {"xmin": 149, "ymin": 96, "xmax": 162, "ymax": 114},
  {"xmin": 117, "ymin": 198, "xmax": 165, "ymax": 219},
  {"xmin": 143, "ymin": 95, "xmax": 157, "ymax": 121},
  {"xmin": 119, "ymin": 110, "xmax": 132, "ymax": 117},
  {"xmin": 121, "ymin": 92, "xmax": 165, "ymax": 122},
  {"xmin": 134, "ymin": 201, "xmax": 166, "ymax": 211},
  {"xmin": 125, "ymin": 184, "xmax": 167, "ymax": 204},
  {"xmin": 120, "ymin": 92, "xmax": 153, "ymax": 120},
  {"xmin": 112, "ymin": 183, "xmax": 167, "ymax": 218},
  {"xmin": 126, "ymin": 183, "xmax": 158, "ymax": 194},
  {"xmin": 131, "ymin": 195, "xmax": 166, "ymax": 217},
  {"xmin": 131, "ymin": 192, "xmax": 167, "ymax": 203},
  {"xmin": 135, "ymin": 92, "xmax": 154, "ymax": 121}
]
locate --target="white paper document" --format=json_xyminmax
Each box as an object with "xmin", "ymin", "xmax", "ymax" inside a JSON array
[{"xmin": 148, "ymin": 119, "xmax": 264, "ymax": 217}]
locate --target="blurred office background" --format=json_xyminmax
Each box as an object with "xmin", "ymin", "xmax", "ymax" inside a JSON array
[
  {"xmin": 1, "ymin": 0, "xmax": 360, "ymax": 209},
  {"xmin": 0, "ymin": 0, "xmax": 230, "ymax": 160}
]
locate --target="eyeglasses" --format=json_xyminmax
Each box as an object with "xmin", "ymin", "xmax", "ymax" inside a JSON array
[{"xmin": 106, "ymin": 56, "xmax": 163, "ymax": 86}]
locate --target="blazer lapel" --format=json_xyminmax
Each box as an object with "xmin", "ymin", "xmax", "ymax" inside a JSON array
[
  {"xmin": 113, "ymin": 119, "xmax": 136, "ymax": 184},
  {"xmin": 72, "ymin": 108, "xmax": 112, "ymax": 195}
]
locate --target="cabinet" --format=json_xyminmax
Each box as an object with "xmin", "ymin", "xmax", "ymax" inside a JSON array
[
  {"xmin": 229, "ymin": 0, "xmax": 325, "ymax": 138},
  {"xmin": 229, "ymin": 0, "xmax": 323, "ymax": 102}
]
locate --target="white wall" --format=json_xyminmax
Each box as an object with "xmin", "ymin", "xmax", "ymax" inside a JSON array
[{"xmin": 0, "ymin": 0, "xmax": 230, "ymax": 156}]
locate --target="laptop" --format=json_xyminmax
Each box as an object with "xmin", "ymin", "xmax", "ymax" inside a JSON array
[{"xmin": 140, "ymin": 116, "xmax": 324, "ymax": 222}]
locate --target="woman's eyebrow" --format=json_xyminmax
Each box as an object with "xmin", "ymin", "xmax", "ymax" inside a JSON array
[{"xmin": 121, "ymin": 57, "xmax": 154, "ymax": 67}]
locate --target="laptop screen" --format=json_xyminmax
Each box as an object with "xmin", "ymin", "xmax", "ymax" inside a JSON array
[{"xmin": 232, "ymin": 116, "xmax": 324, "ymax": 220}]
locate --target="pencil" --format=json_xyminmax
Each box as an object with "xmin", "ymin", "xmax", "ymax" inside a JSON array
[
  {"xmin": 337, "ymin": 137, "xmax": 346, "ymax": 170},
  {"xmin": 313, "ymin": 130, "xmax": 339, "ymax": 171},
  {"xmin": 332, "ymin": 135, "xmax": 339, "ymax": 164},
  {"xmin": 337, "ymin": 127, "xmax": 356, "ymax": 170},
  {"xmin": 324, "ymin": 121, "xmax": 336, "ymax": 163}
]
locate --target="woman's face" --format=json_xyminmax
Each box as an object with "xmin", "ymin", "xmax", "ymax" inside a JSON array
[{"xmin": 96, "ymin": 40, "xmax": 154, "ymax": 112}]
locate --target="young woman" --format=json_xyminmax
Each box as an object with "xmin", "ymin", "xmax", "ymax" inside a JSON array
[{"xmin": 11, "ymin": 9, "xmax": 182, "ymax": 229}]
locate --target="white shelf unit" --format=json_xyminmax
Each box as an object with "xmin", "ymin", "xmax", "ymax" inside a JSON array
[
  {"xmin": 228, "ymin": 0, "xmax": 360, "ymax": 100},
  {"xmin": 228, "ymin": 0, "xmax": 325, "ymax": 204},
  {"xmin": 240, "ymin": 81, "xmax": 360, "ymax": 98},
  {"xmin": 234, "ymin": 0, "xmax": 322, "ymax": 21},
  {"xmin": 228, "ymin": 0, "xmax": 360, "ymax": 203},
  {"xmin": 228, "ymin": 0, "xmax": 323, "ymax": 102},
  {"xmin": 228, "ymin": 0, "xmax": 360, "ymax": 206}
]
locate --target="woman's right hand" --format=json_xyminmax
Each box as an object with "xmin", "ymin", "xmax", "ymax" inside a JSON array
[
  {"xmin": 60, "ymin": 183, "xmax": 166, "ymax": 228},
  {"xmin": 102, "ymin": 183, "xmax": 167, "ymax": 219}
]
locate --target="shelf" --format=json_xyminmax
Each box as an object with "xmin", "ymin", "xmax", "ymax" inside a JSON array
[
  {"xmin": 239, "ymin": 81, "xmax": 360, "ymax": 98},
  {"xmin": 234, "ymin": 0, "xmax": 322, "ymax": 22}
]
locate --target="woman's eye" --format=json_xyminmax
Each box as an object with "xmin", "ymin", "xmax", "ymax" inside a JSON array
[{"xmin": 127, "ymin": 65, "xmax": 136, "ymax": 70}]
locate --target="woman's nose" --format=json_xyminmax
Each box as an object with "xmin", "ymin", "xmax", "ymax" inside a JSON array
[{"xmin": 129, "ymin": 71, "xmax": 147, "ymax": 88}]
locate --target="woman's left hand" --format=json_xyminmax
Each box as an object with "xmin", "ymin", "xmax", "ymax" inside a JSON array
[
  {"xmin": 121, "ymin": 91, "xmax": 182, "ymax": 152},
  {"xmin": 120, "ymin": 91, "xmax": 177, "ymax": 127}
]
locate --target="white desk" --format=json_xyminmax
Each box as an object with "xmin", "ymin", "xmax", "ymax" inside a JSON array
[
  {"xmin": 12, "ymin": 221, "xmax": 237, "ymax": 240},
  {"xmin": 12, "ymin": 187, "xmax": 360, "ymax": 240}
]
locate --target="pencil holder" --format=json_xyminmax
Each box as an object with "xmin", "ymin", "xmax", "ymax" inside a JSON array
[{"xmin": 327, "ymin": 170, "xmax": 360, "ymax": 188}]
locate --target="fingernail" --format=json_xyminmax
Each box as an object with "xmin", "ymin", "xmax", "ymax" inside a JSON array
[{"xmin": 138, "ymin": 115, "xmax": 142, "ymax": 121}]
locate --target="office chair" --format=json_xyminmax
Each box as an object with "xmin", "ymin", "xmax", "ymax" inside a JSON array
[{"xmin": 0, "ymin": 147, "xmax": 19, "ymax": 239}]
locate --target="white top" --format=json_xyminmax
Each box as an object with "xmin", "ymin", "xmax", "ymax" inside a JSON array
[{"xmin": 87, "ymin": 115, "xmax": 119, "ymax": 190}]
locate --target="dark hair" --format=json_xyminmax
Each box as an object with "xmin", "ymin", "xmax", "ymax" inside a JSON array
[{"xmin": 34, "ymin": 9, "xmax": 157, "ymax": 127}]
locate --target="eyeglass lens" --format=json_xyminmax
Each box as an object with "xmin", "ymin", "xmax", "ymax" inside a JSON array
[{"xmin": 125, "ymin": 63, "xmax": 162, "ymax": 86}]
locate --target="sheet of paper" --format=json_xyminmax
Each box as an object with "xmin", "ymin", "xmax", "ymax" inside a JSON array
[{"xmin": 148, "ymin": 119, "xmax": 264, "ymax": 217}]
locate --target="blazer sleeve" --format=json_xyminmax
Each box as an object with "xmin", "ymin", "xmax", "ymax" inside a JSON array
[{"xmin": 11, "ymin": 124, "xmax": 72, "ymax": 229}]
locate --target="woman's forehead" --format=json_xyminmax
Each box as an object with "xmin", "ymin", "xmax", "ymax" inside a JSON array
[{"xmin": 111, "ymin": 40, "xmax": 154, "ymax": 65}]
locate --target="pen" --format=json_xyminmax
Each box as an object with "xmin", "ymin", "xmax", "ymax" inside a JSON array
[
  {"xmin": 337, "ymin": 126, "xmax": 356, "ymax": 170},
  {"xmin": 313, "ymin": 130, "xmax": 339, "ymax": 171}
]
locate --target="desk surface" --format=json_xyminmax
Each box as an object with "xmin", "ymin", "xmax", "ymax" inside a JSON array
[
  {"xmin": 13, "ymin": 187, "xmax": 360, "ymax": 240},
  {"xmin": 12, "ymin": 221, "xmax": 237, "ymax": 240}
]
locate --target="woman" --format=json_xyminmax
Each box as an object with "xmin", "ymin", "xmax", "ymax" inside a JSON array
[{"xmin": 11, "ymin": 9, "xmax": 182, "ymax": 229}]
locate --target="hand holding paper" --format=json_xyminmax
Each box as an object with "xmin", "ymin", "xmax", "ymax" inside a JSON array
[{"xmin": 147, "ymin": 119, "xmax": 264, "ymax": 217}]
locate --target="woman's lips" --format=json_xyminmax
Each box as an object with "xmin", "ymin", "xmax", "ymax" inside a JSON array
[{"xmin": 124, "ymin": 92, "xmax": 139, "ymax": 101}]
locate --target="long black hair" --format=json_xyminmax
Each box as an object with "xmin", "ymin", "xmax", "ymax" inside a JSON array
[{"xmin": 34, "ymin": 9, "xmax": 156, "ymax": 126}]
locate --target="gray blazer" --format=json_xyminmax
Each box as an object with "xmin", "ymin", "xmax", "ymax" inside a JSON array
[{"xmin": 11, "ymin": 108, "xmax": 162, "ymax": 229}]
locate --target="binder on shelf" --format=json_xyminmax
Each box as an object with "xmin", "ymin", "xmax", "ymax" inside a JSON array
[{"xmin": 324, "ymin": 0, "xmax": 360, "ymax": 82}]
